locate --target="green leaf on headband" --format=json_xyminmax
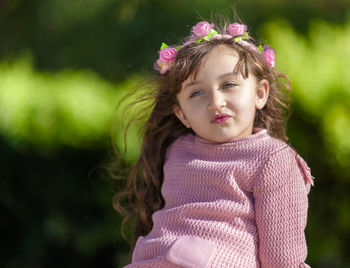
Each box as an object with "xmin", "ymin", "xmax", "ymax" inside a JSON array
[
  {"xmin": 210, "ymin": 29, "xmax": 218, "ymax": 35},
  {"xmin": 160, "ymin": 42, "xmax": 169, "ymax": 49},
  {"xmin": 234, "ymin": 35, "xmax": 249, "ymax": 43},
  {"xmin": 258, "ymin": 45, "xmax": 263, "ymax": 54},
  {"xmin": 203, "ymin": 29, "xmax": 219, "ymax": 41}
]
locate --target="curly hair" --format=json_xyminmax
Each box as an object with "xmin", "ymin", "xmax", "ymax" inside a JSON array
[{"xmin": 113, "ymin": 18, "xmax": 292, "ymax": 257}]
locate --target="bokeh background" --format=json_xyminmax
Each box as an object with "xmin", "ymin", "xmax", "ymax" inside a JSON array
[{"xmin": 1, "ymin": 0, "xmax": 350, "ymax": 267}]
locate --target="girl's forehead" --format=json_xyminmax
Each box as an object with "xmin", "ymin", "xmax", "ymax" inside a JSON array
[
  {"xmin": 212, "ymin": 44, "xmax": 240, "ymax": 56},
  {"xmin": 209, "ymin": 44, "xmax": 240, "ymax": 58},
  {"xmin": 185, "ymin": 45, "xmax": 241, "ymax": 82},
  {"xmin": 206, "ymin": 46, "xmax": 238, "ymax": 69}
]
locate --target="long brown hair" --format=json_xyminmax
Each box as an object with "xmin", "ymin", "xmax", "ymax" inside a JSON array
[{"xmin": 113, "ymin": 17, "xmax": 292, "ymax": 256}]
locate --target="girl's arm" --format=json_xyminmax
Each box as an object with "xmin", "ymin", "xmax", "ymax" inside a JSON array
[{"xmin": 253, "ymin": 147, "xmax": 312, "ymax": 268}]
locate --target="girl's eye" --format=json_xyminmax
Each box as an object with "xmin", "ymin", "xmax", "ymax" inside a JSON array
[
  {"xmin": 223, "ymin": 82, "xmax": 237, "ymax": 89},
  {"xmin": 190, "ymin": 90, "xmax": 204, "ymax": 98}
]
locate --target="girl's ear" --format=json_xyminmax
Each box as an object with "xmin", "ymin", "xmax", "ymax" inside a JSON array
[
  {"xmin": 173, "ymin": 104, "xmax": 191, "ymax": 128},
  {"xmin": 255, "ymin": 79, "xmax": 270, "ymax": 110}
]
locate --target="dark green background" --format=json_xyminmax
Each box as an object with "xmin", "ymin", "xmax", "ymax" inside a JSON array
[{"xmin": 1, "ymin": 0, "xmax": 350, "ymax": 267}]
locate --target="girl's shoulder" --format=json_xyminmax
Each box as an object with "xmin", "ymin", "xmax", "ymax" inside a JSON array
[
  {"xmin": 257, "ymin": 133, "xmax": 290, "ymax": 158},
  {"xmin": 254, "ymin": 138, "xmax": 315, "ymax": 193},
  {"xmin": 164, "ymin": 133, "xmax": 196, "ymax": 160}
]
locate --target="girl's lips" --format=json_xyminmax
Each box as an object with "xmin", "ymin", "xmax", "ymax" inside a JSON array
[{"xmin": 212, "ymin": 114, "xmax": 231, "ymax": 123}]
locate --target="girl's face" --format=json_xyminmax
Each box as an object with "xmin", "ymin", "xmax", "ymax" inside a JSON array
[{"xmin": 173, "ymin": 45, "xmax": 269, "ymax": 143}]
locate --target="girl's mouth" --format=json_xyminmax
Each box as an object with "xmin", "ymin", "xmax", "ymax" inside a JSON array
[{"xmin": 212, "ymin": 114, "xmax": 231, "ymax": 123}]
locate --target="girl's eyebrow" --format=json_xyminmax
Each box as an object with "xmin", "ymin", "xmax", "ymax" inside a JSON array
[
  {"xmin": 183, "ymin": 80, "xmax": 202, "ymax": 91},
  {"xmin": 218, "ymin": 72, "xmax": 239, "ymax": 79}
]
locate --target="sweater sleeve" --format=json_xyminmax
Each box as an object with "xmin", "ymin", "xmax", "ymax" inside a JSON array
[{"xmin": 253, "ymin": 147, "xmax": 313, "ymax": 268}]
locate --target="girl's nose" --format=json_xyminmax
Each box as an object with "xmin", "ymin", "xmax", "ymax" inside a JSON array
[{"xmin": 208, "ymin": 91, "xmax": 226, "ymax": 111}]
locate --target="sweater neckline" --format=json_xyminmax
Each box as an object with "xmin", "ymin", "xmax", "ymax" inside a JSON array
[{"xmin": 194, "ymin": 128, "xmax": 268, "ymax": 147}]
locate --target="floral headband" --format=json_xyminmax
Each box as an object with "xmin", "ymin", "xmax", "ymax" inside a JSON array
[{"xmin": 154, "ymin": 21, "xmax": 275, "ymax": 74}]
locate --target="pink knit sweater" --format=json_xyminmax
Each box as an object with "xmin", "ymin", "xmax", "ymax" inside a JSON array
[{"xmin": 125, "ymin": 128, "xmax": 314, "ymax": 268}]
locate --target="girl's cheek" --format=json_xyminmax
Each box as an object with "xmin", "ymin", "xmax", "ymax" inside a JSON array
[
  {"xmin": 230, "ymin": 100, "xmax": 252, "ymax": 115},
  {"xmin": 189, "ymin": 98, "xmax": 206, "ymax": 110},
  {"xmin": 235, "ymin": 92, "xmax": 255, "ymax": 106},
  {"xmin": 188, "ymin": 104, "xmax": 201, "ymax": 114}
]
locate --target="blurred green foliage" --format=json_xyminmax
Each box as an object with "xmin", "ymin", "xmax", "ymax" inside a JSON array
[
  {"xmin": 263, "ymin": 19, "xmax": 350, "ymax": 168},
  {"xmin": 0, "ymin": 54, "xmax": 141, "ymax": 160},
  {"xmin": 1, "ymin": 0, "xmax": 350, "ymax": 267},
  {"xmin": 0, "ymin": 54, "xmax": 115, "ymax": 150}
]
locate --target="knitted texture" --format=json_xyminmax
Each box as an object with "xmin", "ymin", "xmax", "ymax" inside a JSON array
[{"xmin": 124, "ymin": 128, "xmax": 314, "ymax": 268}]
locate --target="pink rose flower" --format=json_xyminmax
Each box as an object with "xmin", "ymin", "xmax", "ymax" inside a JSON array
[
  {"xmin": 159, "ymin": 47, "xmax": 177, "ymax": 62},
  {"xmin": 227, "ymin": 23, "xmax": 247, "ymax": 37},
  {"xmin": 262, "ymin": 45, "xmax": 275, "ymax": 68},
  {"xmin": 191, "ymin": 21, "xmax": 214, "ymax": 38},
  {"xmin": 154, "ymin": 47, "xmax": 178, "ymax": 74}
]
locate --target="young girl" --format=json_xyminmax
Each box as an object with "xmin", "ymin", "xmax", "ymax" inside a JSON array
[{"xmin": 115, "ymin": 17, "xmax": 314, "ymax": 268}]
